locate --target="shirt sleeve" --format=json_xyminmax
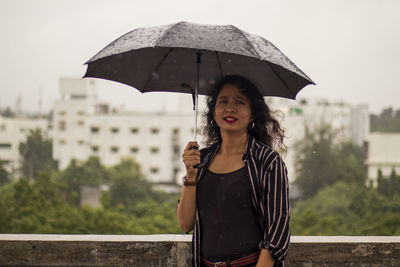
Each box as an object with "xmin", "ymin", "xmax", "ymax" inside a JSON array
[{"xmin": 259, "ymin": 156, "xmax": 290, "ymax": 265}]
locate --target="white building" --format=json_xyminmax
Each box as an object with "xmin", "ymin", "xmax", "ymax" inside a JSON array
[
  {"xmin": 2, "ymin": 77, "xmax": 372, "ymax": 187},
  {"xmin": 0, "ymin": 115, "xmax": 49, "ymax": 175},
  {"xmin": 52, "ymin": 78, "xmax": 205, "ymax": 190},
  {"xmin": 365, "ymin": 132, "xmax": 400, "ymax": 186},
  {"xmin": 267, "ymin": 98, "xmax": 370, "ymax": 182}
]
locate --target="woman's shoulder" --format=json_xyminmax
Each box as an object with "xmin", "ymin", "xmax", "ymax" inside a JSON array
[{"xmin": 249, "ymin": 138, "xmax": 284, "ymax": 167}]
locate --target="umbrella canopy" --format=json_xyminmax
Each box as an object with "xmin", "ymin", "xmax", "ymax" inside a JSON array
[{"xmin": 83, "ymin": 21, "xmax": 314, "ymax": 99}]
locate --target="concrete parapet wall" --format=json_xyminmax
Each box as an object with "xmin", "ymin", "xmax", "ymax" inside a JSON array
[{"xmin": 0, "ymin": 235, "xmax": 399, "ymax": 266}]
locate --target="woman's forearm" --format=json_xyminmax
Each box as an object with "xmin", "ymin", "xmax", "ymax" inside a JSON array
[
  {"xmin": 256, "ymin": 249, "xmax": 274, "ymax": 267},
  {"xmin": 177, "ymin": 185, "xmax": 197, "ymax": 232}
]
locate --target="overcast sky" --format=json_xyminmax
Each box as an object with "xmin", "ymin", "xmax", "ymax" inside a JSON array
[{"xmin": 0, "ymin": 0, "xmax": 399, "ymax": 114}]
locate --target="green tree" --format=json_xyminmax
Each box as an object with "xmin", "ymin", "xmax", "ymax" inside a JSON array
[
  {"xmin": 104, "ymin": 158, "xmax": 182, "ymax": 233},
  {"xmin": 0, "ymin": 161, "xmax": 10, "ymax": 186},
  {"xmin": 0, "ymin": 156, "xmax": 182, "ymax": 235},
  {"xmin": 0, "ymin": 107, "xmax": 15, "ymax": 118},
  {"xmin": 292, "ymin": 181, "xmax": 400, "ymax": 235},
  {"xmin": 18, "ymin": 129, "xmax": 56, "ymax": 179},
  {"xmin": 3, "ymin": 171, "xmax": 70, "ymax": 233},
  {"xmin": 58, "ymin": 156, "xmax": 109, "ymax": 207},
  {"xmin": 294, "ymin": 125, "xmax": 365, "ymax": 199},
  {"xmin": 370, "ymin": 107, "xmax": 400, "ymax": 132},
  {"xmin": 107, "ymin": 157, "xmax": 153, "ymax": 211},
  {"xmin": 377, "ymin": 169, "xmax": 400, "ymax": 197}
]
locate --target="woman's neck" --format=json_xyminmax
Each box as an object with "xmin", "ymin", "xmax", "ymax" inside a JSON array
[{"xmin": 219, "ymin": 131, "xmax": 248, "ymax": 155}]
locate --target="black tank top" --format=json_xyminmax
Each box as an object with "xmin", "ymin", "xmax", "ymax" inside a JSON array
[{"xmin": 197, "ymin": 166, "xmax": 263, "ymax": 261}]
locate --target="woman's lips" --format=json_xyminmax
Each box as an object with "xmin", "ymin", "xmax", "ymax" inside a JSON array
[{"xmin": 223, "ymin": 116, "xmax": 238, "ymax": 124}]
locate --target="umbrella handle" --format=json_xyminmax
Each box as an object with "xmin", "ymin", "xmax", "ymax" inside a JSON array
[{"xmin": 189, "ymin": 145, "xmax": 207, "ymax": 169}]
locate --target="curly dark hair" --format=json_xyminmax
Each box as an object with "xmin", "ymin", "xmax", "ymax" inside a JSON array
[{"xmin": 202, "ymin": 75, "xmax": 286, "ymax": 152}]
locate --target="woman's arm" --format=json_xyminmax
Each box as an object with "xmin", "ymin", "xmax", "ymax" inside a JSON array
[
  {"xmin": 256, "ymin": 249, "xmax": 274, "ymax": 267},
  {"xmin": 259, "ymin": 155, "xmax": 290, "ymax": 265},
  {"xmin": 177, "ymin": 141, "xmax": 201, "ymax": 232},
  {"xmin": 177, "ymin": 184, "xmax": 197, "ymax": 232}
]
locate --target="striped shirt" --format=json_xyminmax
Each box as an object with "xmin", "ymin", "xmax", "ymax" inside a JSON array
[{"xmin": 192, "ymin": 135, "xmax": 290, "ymax": 267}]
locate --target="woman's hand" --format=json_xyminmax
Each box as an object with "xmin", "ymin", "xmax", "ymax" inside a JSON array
[
  {"xmin": 256, "ymin": 249, "xmax": 275, "ymax": 267},
  {"xmin": 182, "ymin": 141, "xmax": 201, "ymax": 181}
]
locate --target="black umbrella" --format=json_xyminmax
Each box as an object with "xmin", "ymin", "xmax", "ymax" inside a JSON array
[{"xmin": 83, "ymin": 21, "xmax": 314, "ymax": 140}]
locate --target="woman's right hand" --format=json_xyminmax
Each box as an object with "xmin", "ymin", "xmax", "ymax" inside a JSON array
[{"xmin": 182, "ymin": 141, "xmax": 201, "ymax": 181}]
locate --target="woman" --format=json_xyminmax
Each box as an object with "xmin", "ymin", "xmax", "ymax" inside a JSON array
[{"xmin": 177, "ymin": 75, "xmax": 290, "ymax": 267}]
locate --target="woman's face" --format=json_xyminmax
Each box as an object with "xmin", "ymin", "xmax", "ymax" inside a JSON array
[{"xmin": 213, "ymin": 84, "xmax": 252, "ymax": 135}]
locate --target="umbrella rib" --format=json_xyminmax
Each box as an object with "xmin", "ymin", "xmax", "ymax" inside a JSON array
[
  {"xmin": 142, "ymin": 48, "xmax": 174, "ymax": 92},
  {"xmin": 231, "ymin": 25, "xmax": 260, "ymax": 58},
  {"xmin": 156, "ymin": 22, "xmax": 182, "ymax": 45},
  {"xmin": 232, "ymin": 25, "xmax": 295, "ymax": 98},
  {"xmin": 215, "ymin": 51, "xmax": 224, "ymax": 78},
  {"xmin": 264, "ymin": 61, "xmax": 295, "ymax": 98}
]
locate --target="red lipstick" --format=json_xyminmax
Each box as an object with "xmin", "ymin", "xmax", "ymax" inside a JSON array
[{"xmin": 223, "ymin": 116, "xmax": 237, "ymax": 124}]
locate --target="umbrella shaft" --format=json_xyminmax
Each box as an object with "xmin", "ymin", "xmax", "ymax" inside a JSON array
[
  {"xmin": 194, "ymin": 100, "xmax": 198, "ymax": 141},
  {"xmin": 193, "ymin": 52, "xmax": 202, "ymax": 141}
]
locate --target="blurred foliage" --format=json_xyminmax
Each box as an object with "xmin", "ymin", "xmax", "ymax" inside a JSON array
[
  {"xmin": 370, "ymin": 107, "xmax": 400, "ymax": 132},
  {"xmin": 0, "ymin": 160, "xmax": 10, "ymax": 186},
  {"xmin": 18, "ymin": 129, "xmax": 57, "ymax": 180},
  {"xmin": 294, "ymin": 125, "xmax": 366, "ymax": 199},
  {"xmin": 292, "ymin": 180, "xmax": 400, "ymax": 235},
  {"xmin": 292, "ymin": 125, "xmax": 400, "ymax": 235},
  {"xmin": 57, "ymin": 156, "xmax": 110, "ymax": 207},
  {"xmin": 2, "ymin": 125, "xmax": 399, "ymax": 235},
  {"xmin": 1, "ymin": 129, "xmax": 181, "ymax": 234},
  {"xmin": 0, "ymin": 107, "xmax": 15, "ymax": 118},
  {"xmin": 0, "ymin": 154, "xmax": 181, "ymax": 234}
]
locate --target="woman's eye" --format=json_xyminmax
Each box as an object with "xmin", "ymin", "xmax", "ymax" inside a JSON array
[
  {"xmin": 236, "ymin": 101, "xmax": 244, "ymax": 105},
  {"xmin": 219, "ymin": 100, "xmax": 227, "ymax": 104}
]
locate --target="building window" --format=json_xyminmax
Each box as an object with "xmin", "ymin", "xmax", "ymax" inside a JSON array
[
  {"xmin": 77, "ymin": 140, "xmax": 84, "ymax": 145},
  {"xmin": 172, "ymin": 128, "xmax": 179, "ymax": 135},
  {"xmin": 59, "ymin": 140, "xmax": 66, "ymax": 145},
  {"xmin": 92, "ymin": 146, "xmax": 99, "ymax": 152},
  {"xmin": 110, "ymin": 146, "xmax": 119, "ymax": 153},
  {"xmin": 111, "ymin": 127, "xmax": 119, "ymax": 134},
  {"xmin": 77, "ymin": 110, "xmax": 85, "ymax": 116},
  {"xmin": 131, "ymin": 128, "xmax": 139, "ymax": 134},
  {"xmin": 1, "ymin": 160, "xmax": 11, "ymax": 165},
  {"xmin": 150, "ymin": 127, "xmax": 160, "ymax": 134},
  {"xmin": 71, "ymin": 95, "xmax": 87, "ymax": 99},
  {"xmin": 0, "ymin": 143, "xmax": 11, "ymax": 149},
  {"xmin": 91, "ymin": 126, "xmax": 100, "ymax": 133},
  {"xmin": 58, "ymin": 110, "xmax": 66, "ymax": 115},
  {"xmin": 150, "ymin": 167, "xmax": 159, "ymax": 174},
  {"xmin": 58, "ymin": 121, "xmax": 66, "ymax": 131},
  {"xmin": 150, "ymin": 147, "xmax": 160, "ymax": 154},
  {"xmin": 0, "ymin": 124, "xmax": 6, "ymax": 132},
  {"xmin": 173, "ymin": 145, "xmax": 180, "ymax": 154},
  {"xmin": 77, "ymin": 121, "xmax": 84, "ymax": 126},
  {"xmin": 20, "ymin": 128, "xmax": 25, "ymax": 133},
  {"xmin": 130, "ymin": 147, "xmax": 139, "ymax": 153}
]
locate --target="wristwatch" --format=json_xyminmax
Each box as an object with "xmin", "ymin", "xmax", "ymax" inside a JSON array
[{"xmin": 182, "ymin": 176, "xmax": 197, "ymax": 186}]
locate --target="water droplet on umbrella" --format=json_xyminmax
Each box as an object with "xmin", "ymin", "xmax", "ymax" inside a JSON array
[{"xmin": 152, "ymin": 72, "xmax": 160, "ymax": 79}]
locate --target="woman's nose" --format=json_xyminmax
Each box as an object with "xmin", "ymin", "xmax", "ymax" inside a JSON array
[{"xmin": 225, "ymin": 101, "xmax": 236, "ymax": 112}]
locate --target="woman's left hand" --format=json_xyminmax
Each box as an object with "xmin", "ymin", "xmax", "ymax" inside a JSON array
[{"xmin": 256, "ymin": 249, "xmax": 274, "ymax": 267}]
